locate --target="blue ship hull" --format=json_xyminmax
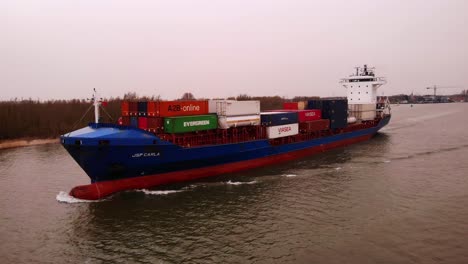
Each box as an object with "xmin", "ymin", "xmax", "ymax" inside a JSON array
[{"xmin": 61, "ymin": 116, "xmax": 390, "ymax": 189}]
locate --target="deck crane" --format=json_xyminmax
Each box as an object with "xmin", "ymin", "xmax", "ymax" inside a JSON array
[{"xmin": 426, "ymin": 85, "xmax": 461, "ymax": 101}]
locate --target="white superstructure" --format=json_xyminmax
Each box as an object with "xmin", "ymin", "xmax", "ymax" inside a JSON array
[{"xmin": 340, "ymin": 65, "xmax": 386, "ymax": 105}]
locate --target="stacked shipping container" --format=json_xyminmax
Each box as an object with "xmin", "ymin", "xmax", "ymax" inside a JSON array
[
  {"xmin": 278, "ymin": 103, "xmax": 329, "ymax": 134},
  {"xmin": 217, "ymin": 115, "xmax": 261, "ymax": 129},
  {"xmin": 123, "ymin": 101, "xmax": 210, "ymax": 118},
  {"xmin": 307, "ymin": 100, "xmax": 322, "ymax": 110},
  {"xmin": 299, "ymin": 119, "xmax": 330, "ymax": 132},
  {"xmin": 119, "ymin": 97, "xmax": 353, "ymax": 143},
  {"xmin": 130, "ymin": 116, "xmax": 138, "ymax": 127},
  {"xmin": 209, "ymin": 100, "xmax": 260, "ymax": 116},
  {"xmin": 164, "ymin": 115, "xmax": 218, "ymax": 133},
  {"xmin": 159, "ymin": 101, "xmax": 212, "ymax": 133},
  {"xmin": 121, "ymin": 100, "xmax": 211, "ymax": 133},
  {"xmin": 260, "ymin": 112, "xmax": 298, "ymax": 126},
  {"xmin": 209, "ymin": 100, "xmax": 261, "ymax": 129},
  {"xmin": 271, "ymin": 109, "xmax": 322, "ymax": 122},
  {"xmin": 137, "ymin": 102, "xmax": 147, "ymax": 116},
  {"xmin": 267, "ymin": 124, "xmax": 299, "ymax": 139},
  {"xmin": 260, "ymin": 112, "xmax": 299, "ymax": 139},
  {"xmin": 307, "ymin": 99, "xmax": 348, "ymax": 129},
  {"xmin": 122, "ymin": 99, "xmax": 266, "ymax": 133},
  {"xmin": 121, "ymin": 101, "xmax": 138, "ymax": 116},
  {"xmin": 159, "ymin": 101, "xmax": 209, "ymax": 117}
]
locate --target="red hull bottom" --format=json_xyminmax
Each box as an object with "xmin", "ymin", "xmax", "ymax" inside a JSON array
[{"xmin": 70, "ymin": 134, "xmax": 373, "ymax": 200}]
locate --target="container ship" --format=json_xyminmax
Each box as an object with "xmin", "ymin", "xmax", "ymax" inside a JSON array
[{"xmin": 61, "ymin": 65, "xmax": 391, "ymax": 200}]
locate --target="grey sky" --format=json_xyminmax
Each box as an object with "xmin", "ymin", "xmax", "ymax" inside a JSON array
[{"xmin": 2, "ymin": 0, "xmax": 467, "ymax": 100}]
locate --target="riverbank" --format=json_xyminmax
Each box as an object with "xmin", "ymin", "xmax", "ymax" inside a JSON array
[{"xmin": 0, "ymin": 138, "xmax": 59, "ymax": 150}]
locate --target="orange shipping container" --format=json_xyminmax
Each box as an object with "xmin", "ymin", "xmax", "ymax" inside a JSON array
[
  {"xmin": 158, "ymin": 100, "xmax": 209, "ymax": 117},
  {"xmin": 121, "ymin": 101, "xmax": 130, "ymax": 116},
  {"xmin": 147, "ymin": 101, "xmax": 159, "ymax": 116}
]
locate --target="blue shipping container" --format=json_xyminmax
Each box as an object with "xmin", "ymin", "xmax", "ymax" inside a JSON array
[
  {"xmin": 323, "ymin": 99, "xmax": 347, "ymax": 108},
  {"xmin": 137, "ymin": 102, "xmax": 148, "ymax": 116},
  {"xmin": 321, "ymin": 99, "xmax": 347, "ymax": 119},
  {"xmin": 130, "ymin": 116, "xmax": 139, "ymax": 127},
  {"xmin": 307, "ymin": 100, "xmax": 322, "ymax": 110},
  {"xmin": 260, "ymin": 112, "xmax": 298, "ymax": 126},
  {"xmin": 330, "ymin": 116, "xmax": 347, "ymax": 129}
]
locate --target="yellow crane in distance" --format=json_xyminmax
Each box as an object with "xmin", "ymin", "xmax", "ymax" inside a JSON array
[{"xmin": 426, "ymin": 85, "xmax": 461, "ymax": 100}]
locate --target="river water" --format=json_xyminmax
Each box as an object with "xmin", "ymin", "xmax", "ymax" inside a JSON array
[{"xmin": 1, "ymin": 103, "xmax": 468, "ymax": 263}]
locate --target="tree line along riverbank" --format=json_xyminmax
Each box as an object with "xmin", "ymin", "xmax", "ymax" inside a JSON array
[
  {"xmin": 4, "ymin": 92, "xmax": 448, "ymax": 143},
  {"xmin": 0, "ymin": 94, "xmax": 319, "ymax": 143},
  {"xmin": 0, "ymin": 99, "xmax": 121, "ymax": 141}
]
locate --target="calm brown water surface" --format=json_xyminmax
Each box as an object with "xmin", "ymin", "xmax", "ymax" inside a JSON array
[{"xmin": 1, "ymin": 103, "xmax": 468, "ymax": 263}]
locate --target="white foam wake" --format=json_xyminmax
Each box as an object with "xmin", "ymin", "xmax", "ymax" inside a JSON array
[
  {"xmin": 226, "ymin": 180, "xmax": 257, "ymax": 185},
  {"xmin": 139, "ymin": 189, "xmax": 183, "ymax": 195},
  {"xmin": 56, "ymin": 191, "xmax": 97, "ymax": 203},
  {"xmin": 283, "ymin": 174, "xmax": 297, "ymax": 177}
]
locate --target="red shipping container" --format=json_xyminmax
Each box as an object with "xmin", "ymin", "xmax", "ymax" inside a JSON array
[
  {"xmin": 121, "ymin": 101, "xmax": 130, "ymax": 116},
  {"xmin": 268, "ymin": 109, "xmax": 321, "ymax": 122},
  {"xmin": 158, "ymin": 100, "xmax": 209, "ymax": 117},
  {"xmin": 121, "ymin": 116, "xmax": 131, "ymax": 126},
  {"xmin": 283, "ymin": 102, "xmax": 299, "ymax": 110},
  {"xmin": 283, "ymin": 102, "xmax": 306, "ymax": 110},
  {"xmin": 297, "ymin": 110, "xmax": 321, "ymax": 122},
  {"xmin": 128, "ymin": 102, "xmax": 138, "ymax": 116},
  {"xmin": 147, "ymin": 117, "xmax": 163, "ymax": 130},
  {"xmin": 147, "ymin": 101, "xmax": 159, "ymax": 116},
  {"xmin": 299, "ymin": 119, "xmax": 329, "ymax": 132},
  {"xmin": 138, "ymin": 117, "xmax": 148, "ymax": 129}
]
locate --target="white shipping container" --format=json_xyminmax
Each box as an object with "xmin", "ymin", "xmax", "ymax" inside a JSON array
[
  {"xmin": 208, "ymin": 99, "xmax": 231, "ymax": 113},
  {"xmin": 210, "ymin": 100, "xmax": 261, "ymax": 116},
  {"xmin": 349, "ymin": 110, "xmax": 376, "ymax": 121},
  {"xmin": 218, "ymin": 115, "xmax": 261, "ymax": 129},
  {"xmin": 298, "ymin": 101, "xmax": 306, "ymax": 110},
  {"xmin": 266, "ymin": 123, "xmax": 299, "ymax": 139},
  {"xmin": 348, "ymin": 103, "xmax": 375, "ymax": 112},
  {"xmin": 360, "ymin": 111, "xmax": 376, "ymax": 120},
  {"xmin": 348, "ymin": 103, "xmax": 376, "ymax": 121}
]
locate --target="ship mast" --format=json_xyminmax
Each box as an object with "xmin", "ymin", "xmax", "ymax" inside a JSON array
[{"xmin": 91, "ymin": 88, "xmax": 101, "ymax": 123}]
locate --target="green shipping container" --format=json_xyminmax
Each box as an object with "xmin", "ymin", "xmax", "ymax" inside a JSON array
[{"xmin": 164, "ymin": 114, "xmax": 218, "ymax": 133}]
